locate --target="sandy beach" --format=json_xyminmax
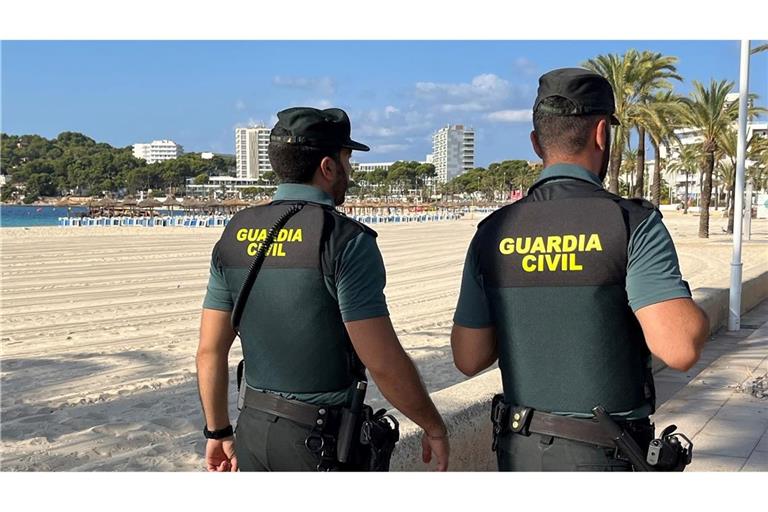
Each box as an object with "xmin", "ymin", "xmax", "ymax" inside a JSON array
[{"xmin": 2, "ymin": 210, "xmax": 767, "ymax": 471}]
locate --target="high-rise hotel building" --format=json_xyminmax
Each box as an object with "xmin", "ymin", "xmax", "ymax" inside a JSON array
[
  {"xmin": 235, "ymin": 126, "xmax": 272, "ymax": 179},
  {"xmin": 432, "ymin": 125, "xmax": 475, "ymax": 183}
]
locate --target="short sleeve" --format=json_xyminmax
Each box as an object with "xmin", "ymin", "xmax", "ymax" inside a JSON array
[
  {"xmin": 334, "ymin": 232, "xmax": 390, "ymax": 322},
  {"xmin": 453, "ymin": 234, "xmax": 493, "ymax": 328},
  {"xmin": 626, "ymin": 210, "xmax": 692, "ymax": 312},
  {"xmin": 202, "ymin": 249, "xmax": 234, "ymax": 311}
]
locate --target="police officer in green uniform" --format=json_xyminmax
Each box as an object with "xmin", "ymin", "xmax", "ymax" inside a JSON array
[
  {"xmin": 450, "ymin": 68, "xmax": 710, "ymax": 471},
  {"xmin": 196, "ymin": 107, "xmax": 449, "ymax": 472}
]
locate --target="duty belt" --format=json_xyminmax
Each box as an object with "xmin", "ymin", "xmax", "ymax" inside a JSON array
[
  {"xmin": 492, "ymin": 396, "xmax": 622, "ymax": 449},
  {"xmin": 243, "ymin": 386, "xmax": 334, "ymax": 429}
]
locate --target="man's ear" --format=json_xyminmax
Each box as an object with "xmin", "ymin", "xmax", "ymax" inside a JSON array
[
  {"xmin": 596, "ymin": 119, "xmax": 609, "ymax": 151},
  {"xmin": 318, "ymin": 156, "xmax": 337, "ymax": 181},
  {"xmin": 530, "ymin": 131, "xmax": 544, "ymax": 159}
]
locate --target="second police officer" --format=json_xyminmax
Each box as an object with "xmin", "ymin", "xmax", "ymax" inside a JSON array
[
  {"xmin": 450, "ymin": 68, "xmax": 710, "ymax": 471},
  {"xmin": 196, "ymin": 107, "xmax": 449, "ymax": 472}
]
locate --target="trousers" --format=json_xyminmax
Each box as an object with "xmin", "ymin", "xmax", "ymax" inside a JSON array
[
  {"xmin": 235, "ymin": 405, "xmax": 323, "ymax": 471},
  {"xmin": 496, "ymin": 419, "xmax": 655, "ymax": 471}
]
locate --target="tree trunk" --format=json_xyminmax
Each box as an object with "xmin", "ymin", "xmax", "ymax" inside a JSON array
[
  {"xmin": 650, "ymin": 139, "xmax": 661, "ymax": 207},
  {"xmin": 608, "ymin": 128, "xmax": 623, "ymax": 194},
  {"xmin": 714, "ymin": 185, "xmax": 719, "ymax": 210},
  {"xmin": 633, "ymin": 127, "xmax": 646, "ymax": 198},
  {"xmin": 683, "ymin": 170, "xmax": 689, "ymax": 214},
  {"xmin": 698, "ymin": 151, "xmax": 714, "ymax": 238}
]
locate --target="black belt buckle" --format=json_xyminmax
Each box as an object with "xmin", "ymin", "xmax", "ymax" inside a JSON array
[{"xmin": 508, "ymin": 406, "xmax": 534, "ymax": 436}]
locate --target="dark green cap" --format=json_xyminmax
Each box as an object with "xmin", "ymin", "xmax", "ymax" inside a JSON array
[
  {"xmin": 533, "ymin": 68, "xmax": 620, "ymax": 125},
  {"xmin": 270, "ymin": 107, "xmax": 370, "ymax": 151}
]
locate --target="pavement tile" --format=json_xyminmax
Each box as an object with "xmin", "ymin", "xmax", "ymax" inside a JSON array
[
  {"xmin": 741, "ymin": 450, "xmax": 768, "ymax": 471},
  {"xmin": 754, "ymin": 433, "xmax": 768, "ymax": 452},
  {"xmin": 672, "ymin": 385, "xmax": 736, "ymax": 402},
  {"xmin": 692, "ymin": 431, "xmax": 759, "ymax": 458},
  {"xmin": 687, "ymin": 453, "xmax": 746, "ymax": 472},
  {"xmin": 712, "ymin": 404, "xmax": 768, "ymax": 424}
]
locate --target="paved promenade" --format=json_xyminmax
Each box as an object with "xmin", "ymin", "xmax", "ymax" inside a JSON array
[{"xmin": 651, "ymin": 299, "xmax": 768, "ymax": 471}]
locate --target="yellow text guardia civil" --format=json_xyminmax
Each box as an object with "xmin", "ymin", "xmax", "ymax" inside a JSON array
[{"xmin": 498, "ymin": 233, "xmax": 603, "ymax": 272}]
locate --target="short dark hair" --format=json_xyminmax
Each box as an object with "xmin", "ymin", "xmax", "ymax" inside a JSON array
[
  {"xmin": 532, "ymin": 96, "xmax": 607, "ymax": 157},
  {"xmin": 267, "ymin": 140, "xmax": 340, "ymax": 184}
]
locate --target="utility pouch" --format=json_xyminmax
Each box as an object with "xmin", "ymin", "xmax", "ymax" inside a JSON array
[
  {"xmin": 646, "ymin": 424, "xmax": 693, "ymax": 471},
  {"xmin": 236, "ymin": 359, "xmax": 246, "ymax": 411},
  {"xmin": 356, "ymin": 406, "xmax": 400, "ymax": 471},
  {"xmin": 490, "ymin": 393, "xmax": 507, "ymax": 452}
]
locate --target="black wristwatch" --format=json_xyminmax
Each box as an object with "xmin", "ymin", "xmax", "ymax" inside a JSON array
[{"xmin": 203, "ymin": 425, "xmax": 234, "ymax": 440}]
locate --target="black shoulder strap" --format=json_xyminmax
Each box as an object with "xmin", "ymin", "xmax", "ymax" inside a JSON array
[{"xmin": 230, "ymin": 202, "xmax": 306, "ymax": 333}]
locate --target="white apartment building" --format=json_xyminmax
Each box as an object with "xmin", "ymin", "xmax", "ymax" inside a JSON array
[
  {"xmin": 132, "ymin": 140, "xmax": 184, "ymax": 164},
  {"xmin": 185, "ymin": 176, "xmax": 275, "ymax": 197},
  {"xmin": 351, "ymin": 162, "xmax": 395, "ymax": 173},
  {"xmin": 657, "ymin": 121, "xmax": 768, "ymax": 201},
  {"xmin": 432, "ymin": 125, "xmax": 475, "ymax": 183},
  {"xmin": 235, "ymin": 126, "xmax": 272, "ymax": 179}
]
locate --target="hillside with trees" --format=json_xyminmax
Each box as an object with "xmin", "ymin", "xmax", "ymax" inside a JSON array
[{"xmin": 1, "ymin": 132, "xmax": 234, "ymax": 203}]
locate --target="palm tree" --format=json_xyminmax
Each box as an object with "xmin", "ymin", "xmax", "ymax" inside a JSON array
[
  {"xmin": 667, "ymin": 143, "xmax": 702, "ymax": 214},
  {"xmin": 634, "ymin": 91, "xmax": 686, "ymax": 206},
  {"xmin": 584, "ymin": 50, "xmax": 681, "ymax": 196},
  {"xmin": 678, "ymin": 80, "xmax": 740, "ymax": 237},
  {"xmin": 627, "ymin": 52, "xmax": 682, "ymax": 199},
  {"xmin": 718, "ymin": 127, "xmax": 768, "ymax": 232},
  {"xmin": 679, "ymin": 80, "xmax": 766, "ymax": 237}
]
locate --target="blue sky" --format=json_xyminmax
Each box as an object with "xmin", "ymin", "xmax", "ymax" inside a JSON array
[{"xmin": 2, "ymin": 40, "xmax": 767, "ymax": 166}]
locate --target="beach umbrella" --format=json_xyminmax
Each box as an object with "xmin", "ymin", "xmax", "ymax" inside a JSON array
[
  {"xmin": 138, "ymin": 197, "xmax": 163, "ymax": 215},
  {"xmin": 120, "ymin": 196, "xmax": 138, "ymax": 216},
  {"xmin": 203, "ymin": 198, "xmax": 223, "ymax": 212},
  {"xmin": 180, "ymin": 196, "xmax": 201, "ymax": 213},
  {"xmin": 222, "ymin": 197, "xmax": 249, "ymax": 212},
  {"xmin": 163, "ymin": 193, "xmax": 179, "ymax": 215}
]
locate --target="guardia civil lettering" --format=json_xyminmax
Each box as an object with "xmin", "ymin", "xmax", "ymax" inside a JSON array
[
  {"xmin": 235, "ymin": 227, "xmax": 304, "ymax": 257},
  {"xmin": 498, "ymin": 234, "xmax": 603, "ymax": 272}
]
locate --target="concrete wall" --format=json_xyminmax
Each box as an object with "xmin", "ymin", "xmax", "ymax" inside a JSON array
[{"xmin": 388, "ymin": 270, "xmax": 768, "ymax": 471}]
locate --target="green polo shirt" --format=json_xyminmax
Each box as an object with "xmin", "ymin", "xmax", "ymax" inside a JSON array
[
  {"xmin": 203, "ymin": 183, "xmax": 389, "ymax": 405},
  {"xmin": 453, "ymin": 164, "xmax": 692, "ymax": 419}
]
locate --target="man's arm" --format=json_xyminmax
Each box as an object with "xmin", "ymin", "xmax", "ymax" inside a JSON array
[
  {"xmin": 626, "ymin": 210, "xmax": 709, "ymax": 372},
  {"xmin": 345, "ymin": 316, "xmax": 449, "ymax": 471},
  {"xmin": 333, "ymin": 232, "xmax": 448, "ymax": 470},
  {"xmin": 450, "ymin": 325, "xmax": 497, "ymax": 376},
  {"xmin": 635, "ymin": 298, "xmax": 709, "ymax": 371},
  {"xmin": 196, "ymin": 308, "xmax": 238, "ymax": 471},
  {"xmin": 451, "ymin": 234, "xmax": 497, "ymax": 376},
  {"xmin": 196, "ymin": 308, "xmax": 236, "ymax": 429}
]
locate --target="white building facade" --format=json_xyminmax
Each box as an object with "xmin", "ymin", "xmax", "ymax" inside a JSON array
[
  {"xmin": 132, "ymin": 140, "xmax": 184, "ymax": 164},
  {"xmin": 432, "ymin": 125, "xmax": 475, "ymax": 183},
  {"xmin": 657, "ymin": 121, "xmax": 768, "ymax": 202},
  {"xmin": 235, "ymin": 126, "xmax": 272, "ymax": 180}
]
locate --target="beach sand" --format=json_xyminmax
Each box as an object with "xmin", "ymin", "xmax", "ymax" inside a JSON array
[{"xmin": 1, "ymin": 211, "xmax": 767, "ymax": 471}]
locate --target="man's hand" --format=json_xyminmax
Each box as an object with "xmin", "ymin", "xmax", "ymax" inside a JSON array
[
  {"xmin": 205, "ymin": 437, "xmax": 238, "ymax": 472},
  {"xmin": 421, "ymin": 430, "xmax": 450, "ymax": 471}
]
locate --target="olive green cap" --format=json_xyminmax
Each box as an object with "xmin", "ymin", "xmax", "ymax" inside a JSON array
[
  {"xmin": 533, "ymin": 68, "xmax": 620, "ymax": 125},
  {"xmin": 270, "ymin": 107, "xmax": 370, "ymax": 151}
]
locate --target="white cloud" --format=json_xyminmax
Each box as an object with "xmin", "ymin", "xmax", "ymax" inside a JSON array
[
  {"xmin": 486, "ymin": 109, "xmax": 532, "ymax": 122},
  {"xmin": 303, "ymin": 98, "xmax": 333, "ymax": 109},
  {"xmin": 370, "ymin": 143, "xmax": 411, "ymax": 154},
  {"xmin": 235, "ymin": 99, "xmax": 246, "ymax": 111},
  {"xmin": 415, "ymin": 73, "xmax": 511, "ymax": 101},
  {"xmin": 440, "ymin": 102, "xmax": 486, "ymax": 113},
  {"xmin": 512, "ymin": 57, "xmax": 538, "ymax": 76},
  {"xmin": 273, "ymin": 76, "xmax": 336, "ymax": 95},
  {"xmin": 384, "ymin": 105, "xmax": 399, "ymax": 118}
]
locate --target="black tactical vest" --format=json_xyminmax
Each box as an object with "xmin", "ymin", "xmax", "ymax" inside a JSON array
[
  {"xmin": 475, "ymin": 176, "xmax": 657, "ymax": 414},
  {"xmin": 212, "ymin": 200, "xmax": 374, "ymax": 393}
]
